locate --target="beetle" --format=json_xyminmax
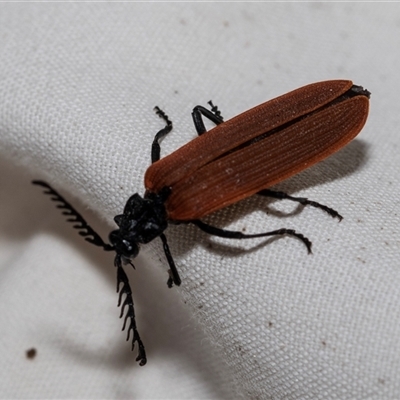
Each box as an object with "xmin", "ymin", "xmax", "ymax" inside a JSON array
[{"xmin": 33, "ymin": 79, "xmax": 370, "ymax": 366}]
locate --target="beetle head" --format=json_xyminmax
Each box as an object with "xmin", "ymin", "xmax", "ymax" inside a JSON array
[
  {"xmin": 108, "ymin": 229, "xmax": 140, "ymax": 259},
  {"xmin": 108, "ymin": 192, "xmax": 169, "ymax": 260}
]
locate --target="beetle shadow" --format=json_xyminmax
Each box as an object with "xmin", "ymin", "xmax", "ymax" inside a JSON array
[
  {"xmin": 0, "ymin": 137, "xmax": 368, "ymax": 375},
  {"xmin": 167, "ymin": 138, "xmax": 369, "ymax": 258},
  {"xmin": 0, "ymin": 157, "xmax": 234, "ymax": 399},
  {"xmin": 268, "ymin": 139, "xmax": 369, "ymax": 196}
]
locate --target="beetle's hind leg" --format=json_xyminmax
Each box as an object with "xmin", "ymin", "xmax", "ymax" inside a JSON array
[
  {"xmin": 191, "ymin": 219, "xmax": 312, "ymax": 254},
  {"xmin": 152, "ymin": 107, "xmax": 173, "ymax": 163},
  {"xmin": 192, "ymin": 101, "xmax": 224, "ymax": 135},
  {"xmin": 258, "ymin": 189, "xmax": 343, "ymax": 221}
]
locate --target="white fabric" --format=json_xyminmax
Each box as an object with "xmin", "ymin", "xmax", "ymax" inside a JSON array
[{"xmin": 1, "ymin": 3, "xmax": 399, "ymax": 399}]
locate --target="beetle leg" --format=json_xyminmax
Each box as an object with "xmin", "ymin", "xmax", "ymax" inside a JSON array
[
  {"xmin": 207, "ymin": 101, "xmax": 224, "ymax": 120},
  {"xmin": 258, "ymin": 189, "xmax": 343, "ymax": 221},
  {"xmin": 152, "ymin": 107, "xmax": 173, "ymax": 163},
  {"xmin": 192, "ymin": 101, "xmax": 224, "ymax": 136},
  {"xmin": 159, "ymin": 233, "xmax": 182, "ymax": 288},
  {"xmin": 191, "ymin": 219, "xmax": 312, "ymax": 254},
  {"xmin": 115, "ymin": 255, "xmax": 147, "ymax": 366}
]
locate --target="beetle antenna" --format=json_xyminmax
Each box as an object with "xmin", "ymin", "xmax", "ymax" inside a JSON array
[
  {"xmin": 115, "ymin": 255, "xmax": 147, "ymax": 366},
  {"xmin": 32, "ymin": 181, "xmax": 114, "ymax": 251}
]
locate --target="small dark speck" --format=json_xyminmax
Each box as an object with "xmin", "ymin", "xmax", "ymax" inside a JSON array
[
  {"xmin": 238, "ymin": 345, "xmax": 246, "ymax": 356},
  {"xmin": 223, "ymin": 21, "xmax": 229, "ymax": 27},
  {"xmin": 200, "ymin": 281, "xmax": 204, "ymax": 286},
  {"xmin": 268, "ymin": 321, "xmax": 273, "ymax": 328},
  {"xmin": 198, "ymin": 305, "xmax": 203, "ymax": 309},
  {"xmin": 357, "ymin": 219, "xmax": 363, "ymax": 223},
  {"xmin": 321, "ymin": 340, "xmax": 326, "ymax": 346},
  {"xmin": 26, "ymin": 348, "xmax": 37, "ymax": 359},
  {"xmin": 378, "ymin": 378, "xmax": 385, "ymax": 385},
  {"xmin": 180, "ymin": 19, "xmax": 186, "ymax": 25},
  {"xmin": 174, "ymin": 90, "xmax": 179, "ymax": 94}
]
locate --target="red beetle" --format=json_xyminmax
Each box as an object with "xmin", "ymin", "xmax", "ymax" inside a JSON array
[{"xmin": 34, "ymin": 80, "xmax": 370, "ymax": 365}]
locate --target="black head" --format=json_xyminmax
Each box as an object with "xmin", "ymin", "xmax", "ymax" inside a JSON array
[
  {"xmin": 109, "ymin": 229, "xmax": 140, "ymax": 260},
  {"xmin": 108, "ymin": 191, "xmax": 169, "ymax": 260}
]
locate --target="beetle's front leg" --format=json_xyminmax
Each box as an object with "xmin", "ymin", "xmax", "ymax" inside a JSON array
[
  {"xmin": 159, "ymin": 233, "xmax": 181, "ymax": 288},
  {"xmin": 192, "ymin": 101, "xmax": 224, "ymax": 135},
  {"xmin": 152, "ymin": 107, "xmax": 173, "ymax": 163}
]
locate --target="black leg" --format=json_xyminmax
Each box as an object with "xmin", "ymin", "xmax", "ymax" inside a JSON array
[
  {"xmin": 115, "ymin": 255, "xmax": 147, "ymax": 366},
  {"xmin": 32, "ymin": 181, "xmax": 114, "ymax": 251},
  {"xmin": 160, "ymin": 233, "xmax": 181, "ymax": 288},
  {"xmin": 191, "ymin": 219, "xmax": 312, "ymax": 254},
  {"xmin": 192, "ymin": 101, "xmax": 224, "ymax": 135},
  {"xmin": 258, "ymin": 189, "xmax": 343, "ymax": 221},
  {"xmin": 152, "ymin": 106, "xmax": 173, "ymax": 163}
]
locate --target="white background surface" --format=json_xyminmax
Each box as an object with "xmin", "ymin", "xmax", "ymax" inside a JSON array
[{"xmin": 1, "ymin": 3, "xmax": 399, "ymax": 399}]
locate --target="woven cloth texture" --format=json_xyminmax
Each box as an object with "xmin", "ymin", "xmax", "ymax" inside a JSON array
[{"xmin": 1, "ymin": 4, "xmax": 399, "ymax": 399}]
